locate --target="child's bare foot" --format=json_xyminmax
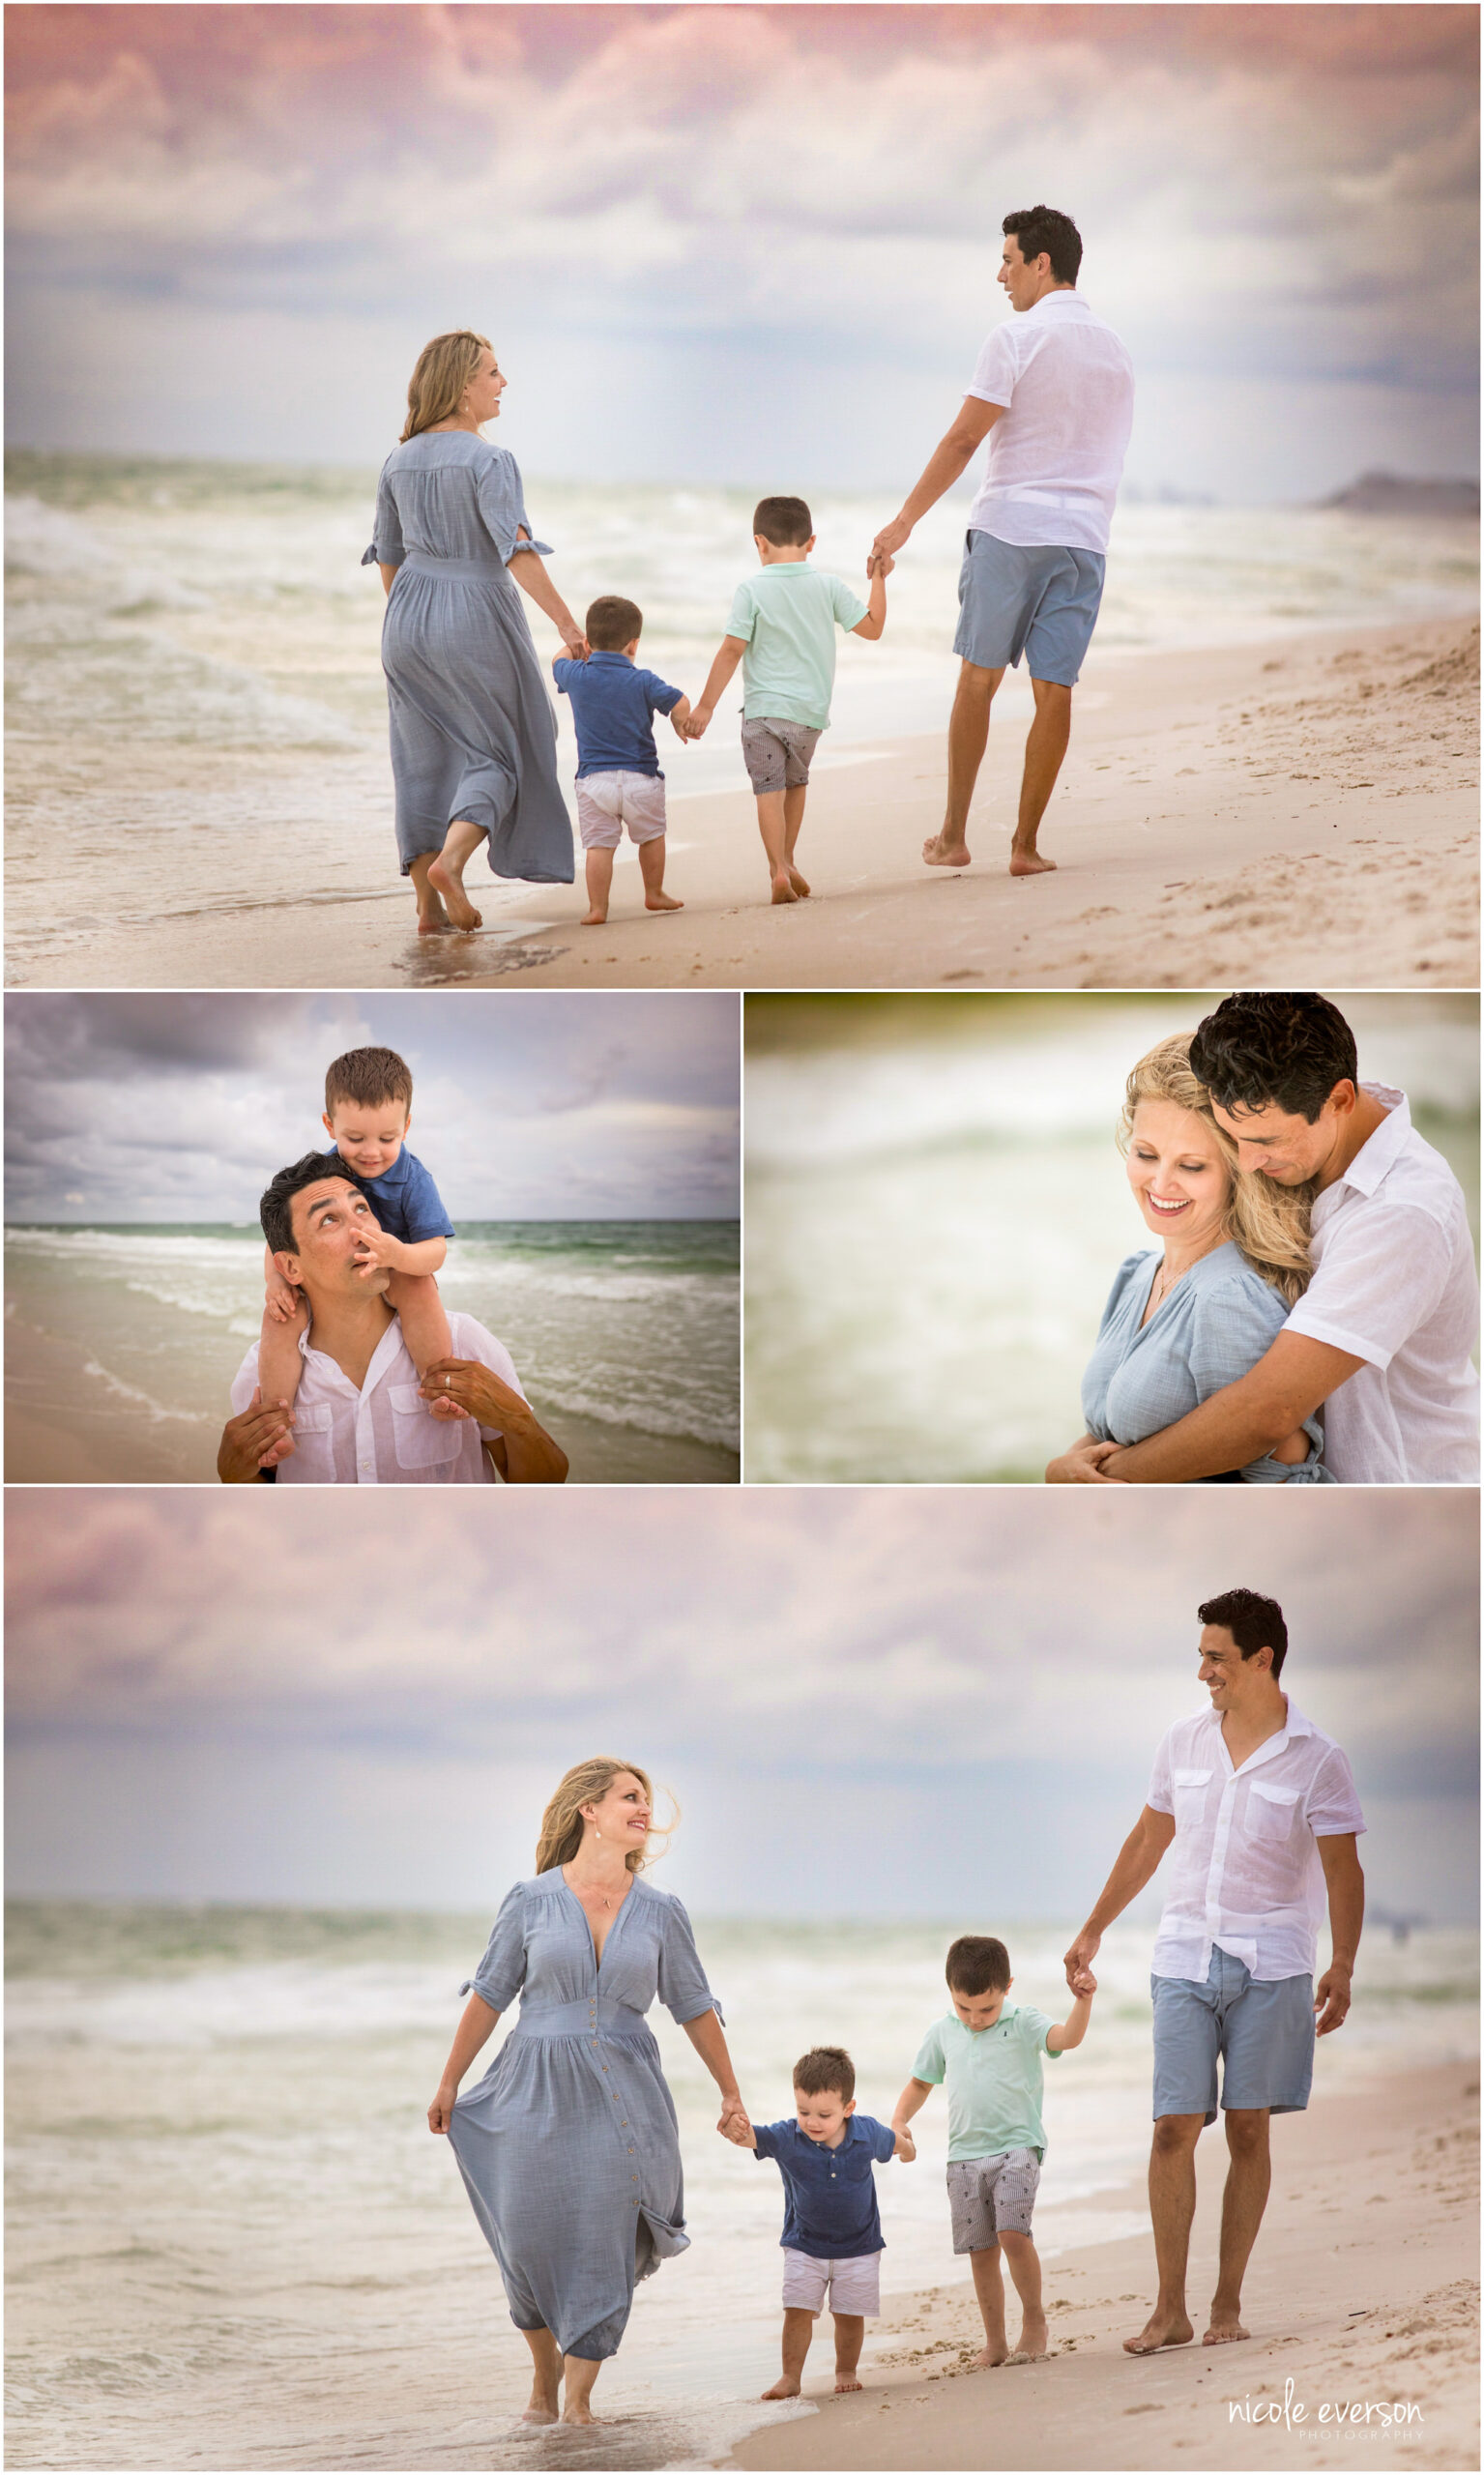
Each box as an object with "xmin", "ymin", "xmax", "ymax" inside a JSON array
[
  {"xmin": 426, "ymin": 858, "xmax": 482, "ymax": 930},
  {"xmin": 760, "ymin": 2376, "xmax": 801, "ymax": 2400},
  {"xmin": 1008, "ymin": 848, "xmax": 1057, "ymax": 877},
  {"xmin": 645, "ymin": 889, "xmax": 684, "ymax": 911},
  {"xmin": 787, "ymin": 865, "xmax": 811, "ymax": 896},
  {"xmin": 834, "ymin": 2373, "xmax": 862, "ymax": 2394},
  {"xmin": 1123, "ymin": 2304, "xmax": 1195, "ymax": 2355},
  {"xmin": 975, "ymin": 2344, "xmax": 1010, "ymax": 2369},
  {"xmin": 923, "ymin": 832, "xmax": 971, "ymax": 867},
  {"xmin": 1012, "ymin": 2312, "xmax": 1049, "ymax": 2361},
  {"xmin": 582, "ymin": 906, "xmax": 608, "ymax": 926},
  {"xmin": 770, "ymin": 872, "xmax": 800, "ymax": 904}
]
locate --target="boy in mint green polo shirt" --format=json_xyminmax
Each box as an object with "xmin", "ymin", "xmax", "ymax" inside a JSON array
[
  {"xmin": 685, "ymin": 494, "xmax": 889, "ymax": 907},
  {"xmin": 893, "ymin": 1934, "xmax": 1095, "ymax": 2370}
]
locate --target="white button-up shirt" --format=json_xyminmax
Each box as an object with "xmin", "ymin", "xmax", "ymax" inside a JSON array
[
  {"xmin": 231, "ymin": 1310, "xmax": 525, "ymax": 1485},
  {"xmin": 965, "ymin": 290, "xmax": 1135, "ymax": 555},
  {"xmin": 1284, "ymin": 1084, "xmax": 1479, "ymax": 1483},
  {"xmin": 1147, "ymin": 1699, "xmax": 1365, "ymax": 1985}
]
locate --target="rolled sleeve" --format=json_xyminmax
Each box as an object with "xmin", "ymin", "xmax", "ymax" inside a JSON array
[
  {"xmin": 965, "ymin": 325, "xmax": 1015, "ymax": 409},
  {"xmin": 656, "ymin": 1893, "xmax": 721, "ymax": 2024},
  {"xmin": 363, "ymin": 465, "xmax": 405, "ymax": 568},
  {"xmin": 1147, "ymin": 1728, "xmax": 1176, "ymax": 1816},
  {"xmin": 1304, "ymin": 1747, "xmax": 1368, "ymax": 1841},
  {"xmin": 458, "ymin": 1883, "xmax": 527, "ymax": 2010},
  {"xmin": 474, "ymin": 451, "xmax": 553, "ymax": 564},
  {"xmin": 1286, "ymin": 1205, "xmax": 1453, "ymax": 1371}
]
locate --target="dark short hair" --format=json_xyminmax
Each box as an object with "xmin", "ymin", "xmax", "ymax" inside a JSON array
[
  {"xmin": 260, "ymin": 1153, "xmax": 361, "ymax": 1258},
  {"xmin": 324, "ymin": 1046, "xmax": 413, "ymax": 1118},
  {"xmin": 793, "ymin": 2045, "xmax": 855, "ymax": 2103},
  {"xmin": 1188, "ymin": 994, "xmax": 1358, "ymax": 1125},
  {"xmin": 1198, "ymin": 1587, "xmax": 1289, "ymax": 1680},
  {"xmin": 946, "ymin": 1935, "xmax": 1011, "ymax": 1996},
  {"xmin": 1003, "ymin": 205, "xmax": 1082, "ymax": 285},
  {"xmin": 753, "ymin": 495, "xmax": 812, "ymax": 548},
  {"xmin": 586, "ymin": 595, "xmax": 643, "ymax": 651}
]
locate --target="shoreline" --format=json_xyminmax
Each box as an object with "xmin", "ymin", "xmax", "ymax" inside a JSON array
[
  {"xmin": 725, "ymin": 2057, "xmax": 1479, "ymax": 2473},
  {"xmin": 6, "ymin": 611, "xmax": 1476, "ymax": 993}
]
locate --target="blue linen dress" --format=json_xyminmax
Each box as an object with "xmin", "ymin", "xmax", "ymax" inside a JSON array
[
  {"xmin": 448, "ymin": 1869, "xmax": 721, "ymax": 2360},
  {"xmin": 1080, "ymin": 1241, "xmax": 1331, "ymax": 1483},
  {"xmin": 363, "ymin": 432, "xmax": 574, "ymax": 883}
]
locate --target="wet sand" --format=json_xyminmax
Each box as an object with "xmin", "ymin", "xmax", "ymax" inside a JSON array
[
  {"xmin": 728, "ymin": 2059, "xmax": 1479, "ymax": 2473},
  {"xmin": 9, "ymin": 615, "xmax": 1474, "ymax": 994}
]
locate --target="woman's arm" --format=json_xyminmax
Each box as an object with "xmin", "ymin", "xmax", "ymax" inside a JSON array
[
  {"xmin": 682, "ymin": 2007, "xmax": 751, "ymax": 2141},
  {"xmin": 1046, "ymin": 1435, "xmax": 1126, "ymax": 1484},
  {"xmin": 507, "ymin": 537, "xmax": 586, "ymax": 658},
  {"xmin": 379, "ymin": 564, "xmax": 399, "ymax": 596},
  {"xmin": 428, "ymin": 1991, "xmax": 501, "ymax": 2132}
]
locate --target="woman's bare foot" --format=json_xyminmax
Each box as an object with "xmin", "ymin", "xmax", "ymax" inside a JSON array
[
  {"xmin": 417, "ymin": 905, "xmax": 455, "ymax": 935},
  {"xmin": 923, "ymin": 833, "xmax": 971, "ymax": 867},
  {"xmin": 645, "ymin": 889, "xmax": 684, "ymax": 911},
  {"xmin": 561, "ymin": 2402, "xmax": 597, "ymax": 2427},
  {"xmin": 582, "ymin": 906, "xmax": 608, "ymax": 926},
  {"xmin": 1008, "ymin": 849, "xmax": 1057, "ymax": 876},
  {"xmin": 1123, "ymin": 2305, "xmax": 1195, "ymax": 2355},
  {"xmin": 522, "ymin": 2376, "xmax": 561, "ymax": 2424},
  {"xmin": 760, "ymin": 2375, "xmax": 801, "ymax": 2400},
  {"xmin": 787, "ymin": 865, "xmax": 810, "ymax": 896},
  {"xmin": 426, "ymin": 857, "xmax": 482, "ymax": 931},
  {"xmin": 770, "ymin": 872, "xmax": 800, "ymax": 904},
  {"xmin": 1203, "ymin": 2310, "xmax": 1251, "ymax": 2346},
  {"xmin": 834, "ymin": 2373, "xmax": 862, "ymax": 2394}
]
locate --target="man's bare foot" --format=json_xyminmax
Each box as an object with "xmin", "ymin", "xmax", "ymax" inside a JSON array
[
  {"xmin": 760, "ymin": 2376, "xmax": 801, "ymax": 2400},
  {"xmin": 975, "ymin": 2344, "xmax": 1010, "ymax": 2369},
  {"xmin": 770, "ymin": 873, "xmax": 800, "ymax": 904},
  {"xmin": 426, "ymin": 858, "xmax": 482, "ymax": 931},
  {"xmin": 582, "ymin": 907, "xmax": 608, "ymax": 926},
  {"xmin": 1123, "ymin": 2305, "xmax": 1195, "ymax": 2356},
  {"xmin": 1008, "ymin": 849, "xmax": 1058, "ymax": 877},
  {"xmin": 1203, "ymin": 2312, "xmax": 1251, "ymax": 2346},
  {"xmin": 787, "ymin": 865, "xmax": 811, "ymax": 896},
  {"xmin": 924, "ymin": 833, "xmax": 971, "ymax": 868},
  {"xmin": 645, "ymin": 889, "xmax": 684, "ymax": 911},
  {"xmin": 834, "ymin": 2374, "xmax": 862, "ymax": 2393}
]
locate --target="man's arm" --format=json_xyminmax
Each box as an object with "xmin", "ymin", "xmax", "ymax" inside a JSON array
[
  {"xmin": 872, "ymin": 399, "xmax": 1004, "ymax": 563},
  {"xmin": 218, "ymin": 1388, "xmax": 296, "ymax": 1483},
  {"xmin": 1314, "ymin": 1834, "xmax": 1364, "ymax": 2036},
  {"xmin": 1063, "ymin": 1805, "xmax": 1176, "ymax": 1984},
  {"xmin": 1099, "ymin": 1330, "xmax": 1365, "ymax": 1483}
]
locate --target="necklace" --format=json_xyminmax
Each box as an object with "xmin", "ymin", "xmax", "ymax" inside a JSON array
[{"xmin": 1149, "ymin": 1237, "xmax": 1222, "ymax": 1315}]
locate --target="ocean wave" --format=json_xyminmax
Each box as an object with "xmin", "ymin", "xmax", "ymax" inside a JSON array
[
  {"xmin": 536, "ymin": 1383, "xmax": 738, "ymax": 1451},
  {"xmin": 79, "ymin": 1359, "xmax": 213, "ymax": 1425}
]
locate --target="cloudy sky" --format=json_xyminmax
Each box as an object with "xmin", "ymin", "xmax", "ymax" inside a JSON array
[
  {"xmin": 7, "ymin": 5, "xmax": 1478, "ymax": 498},
  {"xmin": 7, "ymin": 1488, "xmax": 1475, "ymax": 1919},
  {"xmin": 3, "ymin": 991, "xmax": 740, "ymax": 1221}
]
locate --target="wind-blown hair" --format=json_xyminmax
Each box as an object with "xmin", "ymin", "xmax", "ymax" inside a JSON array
[
  {"xmin": 533, "ymin": 1757, "xmax": 672, "ymax": 1877},
  {"xmin": 401, "ymin": 330, "xmax": 492, "ymax": 443},
  {"xmin": 1119, "ymin": 1034, "xmax": 1314, "ymax": 1306}
]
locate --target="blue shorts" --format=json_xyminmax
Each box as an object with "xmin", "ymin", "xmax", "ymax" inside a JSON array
[
  {"xmin": 953, "ymin": 531, "xmax": 1106, "ymax": 685},
  {"xmin": 1150, "ymin": 1946, "xmax": 1315, "ymax": 2125}
]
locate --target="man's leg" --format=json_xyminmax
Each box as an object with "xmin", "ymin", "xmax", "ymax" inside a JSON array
[
  {"xmin": 426, "ymin": 818, "xmax": 486, "ymax": 930},
  {"xmin": 1009, "ymin": 676, "xmax": 1072, "ymax": 876},
  {"xmin": 408, "ymin": 851, "xmax": 452, "ymax": 934},
  {"xmin": 1123, "ymin": 2113, "xmax": 1204, "ymax": 2353},
  {"xmin": 925, "ymin": 661, "xmax": 1004, "ymax": 867},
  {"xmin": 782, "ymin": 784, "xmax": 810, "ymax": 894},
  {"xmin": 970, "ymin": 2243, "xmax": 1010, "ymax": 2367},
  {"xmin": 998, "ymin": 2231, "xmax": 1048, "ymax": 2359},
  {"xmin": 583, "ymin": 846, "xmax": 615, "ymax": 925},
  {"xmin": 1206, "ymin": 2109, "xmax": 1270, "ymax": 2344}
]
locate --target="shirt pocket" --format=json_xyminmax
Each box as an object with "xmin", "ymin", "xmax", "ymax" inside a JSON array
[
  {"xmin": 286, "ymin": 1400, "xmax": 336, "ymax": 1481},
  {"xmin": 1247, "ymin": 1780, "xmax": 1302, "ymax": 1842},
  {"xmin": 1171, "ymin": 1765, "xmax": 1212, "ymax": 1824},
  {"xmin": 389, "ymin": 1383, "xmax": 464, "ymax": 1470}
]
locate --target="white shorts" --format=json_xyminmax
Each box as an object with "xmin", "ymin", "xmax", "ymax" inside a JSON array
[
  {"xmin": 780, "ymin": 2248, "xmax": 881, "ymax": 2316},
  {"xmin": 574, "ymin": 770, "xmax": 667, "ymax": 850}
]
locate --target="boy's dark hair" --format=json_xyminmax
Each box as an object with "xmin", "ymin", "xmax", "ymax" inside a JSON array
[
  {"xmin": 793, "ymin": 2045, "xmax": 855, "ymax": 2103},
  {"xmin": 1198, "ymin": 1587, "xmax": 1289, "ymax": 1680},
  {"xmin": 946, "ymin": 1935, "xmax": 1012, "ymax": 1996},
  {"xmin": 753, "ymin": 495, "xmax": 812, "ymax": 548},
  {"xmin": 1003, "ymin": 205, "xmax": 1082, "ymax": 286},
  {"xmin": 1187, "ymin": 994, "xmax": 1358, "ymax": 1126},
  {"xmin": 260, "ymin": 1152, "xmax": 360, "ymax": 1257},
  {"xmin": 325, "ymin": 1046, "xmax": 414, "ymax": 1118},
  {"xmin": 586, "ymin": 595, "xmax": 643, "ymax": 651}
]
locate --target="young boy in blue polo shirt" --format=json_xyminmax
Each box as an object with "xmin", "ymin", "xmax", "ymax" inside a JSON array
[
  {"xmin": 892, "ymin": 1935, "xmax": 1095, "ymax": 2370},
  {"xmin": 739, "ymin": 2044, "xmax": 915, "ymax": 2400},
  {"xmin": 552, "ymin": 596, "xmax": 691, "ymax": 926},
  {"xmin": 684, "ymin": 496, "xmax": 889, "ymax": 906},
  {"xmin": 258, "ymin": 1044, "xmax": 461, "ymax": 1420}
]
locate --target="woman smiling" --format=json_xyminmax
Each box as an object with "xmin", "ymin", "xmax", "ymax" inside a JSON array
[{"xmin": 1047, "ymin": 1034, "xmax": 1330, "ymax": 1484}]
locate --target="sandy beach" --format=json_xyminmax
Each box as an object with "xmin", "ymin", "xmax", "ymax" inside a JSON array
[
  {"xmin": 729, "ymin": 2058, "xmax": 1479, "ymax": 2474},
  {"xmin": 11, "ymin": 613, "xmax": 1472, "ymax": 995}
]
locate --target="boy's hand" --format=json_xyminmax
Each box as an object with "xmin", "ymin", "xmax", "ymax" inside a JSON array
[
  {"xmin": 1070, "ymin": 1966, "xmax": 1097, "ymax": 1997},
  {"xmin": 867, "ymin": 548, "xmax": 895, "ymax": 579},
  {"xmin": 684, "ymin": 706, "xmax": 713, "ymax": 741},
  {"xmin": 265, "ymin": 1271, "xmax": 306, "ymax": 1325},
  {"xmin": 894, "ymin": 2128, "xmax": 917, "ymax": 2163},
  {"xmin": 349, "ymin": 1224, "xmax": 402, "ymax": 1275}
]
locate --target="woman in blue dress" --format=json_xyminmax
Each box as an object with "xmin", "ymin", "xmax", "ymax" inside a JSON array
[
  {"xmin": 1047, "ymin": 1034, "xmax": 1331, "ymax": 1484},
  {"xmin": 428, "ymin": 1759, "xmax": 749, "ymax": 2427},
  {"xmin": 364, "ymin": 330, "xmax": 582, "ymax": 933}
]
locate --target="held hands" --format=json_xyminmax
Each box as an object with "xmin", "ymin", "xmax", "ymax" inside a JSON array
[
  {"xmin": 560, "ymin": 626, "xmax": 590, "ymax": 662},
  {"xmin": 1046, "ymin": 1440, "xmax": 1126, "ymax": 1485},
  {"xmin": 682, "ymin": 706, "xmax": 713, "ymax": 742},
  {"xmin": 894, "ymin": 2127, "xmax": 917, "ymax": 2164},
  {"xmin": 866, "ymin": 547, "xmax": 895, "ymax": 579},
  {"xmin": 870, "ymin": 516, "xmax": 912, "ymax": 570},
  {"xmin": 716, "ymin": 2094, "xmax": 753, "ymax": 2145},
  {"xmin": 1063, "ymin": 1930, "xmax": 1100, "ymax": 1993}
]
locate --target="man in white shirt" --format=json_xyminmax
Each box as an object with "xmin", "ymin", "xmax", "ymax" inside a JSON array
[
  {"xmin": 1080, "ymin": 994, "xmax": 1479, "ymax": 1485},
  {"xmin": 1064, "ymin": 1589, "xmax": 1365, "ymax": 2358},
  {"xmin": 872, "ymin": 204, "xmax": 1133, "ymax": 878},
  {"xmin": 218, "ymin": 1155, "xmax": 567, "ymax": 1484}
]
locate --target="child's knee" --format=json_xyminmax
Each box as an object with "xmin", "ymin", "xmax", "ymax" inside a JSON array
[{"xmin": 999, "ymin": 2229, "xmax": 1035, "ymax": 2256}]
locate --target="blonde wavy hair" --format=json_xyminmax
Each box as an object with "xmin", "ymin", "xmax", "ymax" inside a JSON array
[
  {"xmin": 534, "ymin": 1758, "xmax": 676, "ymax": 1878},
  {"xmin": 1119, "ymin": 1034, "xmax": 1314, "ymax": 1305},
  {"xmin": 400, "ymin": 330, "xmax": 492, "ymax": 444}
]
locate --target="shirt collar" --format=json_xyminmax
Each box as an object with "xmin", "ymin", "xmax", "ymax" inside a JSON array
[
  {"xmin": 586, "ymin": 649, "xmax": 633, "ymax": 666},
  {"xmin": 299, "ymin": 1309, "xmax": 408, "ymax": 1394},
  {"xmin": 1027, "ymin": 289, "xmax": 1088, "ymax": 316},
  {"xmin": 1330, "ymin": 1083, "xmax": 1410, "ymax": 1200},
  {"xmin": 1206, "ymin": 1693, "xmax": 1316, "ymax": 1776}
]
